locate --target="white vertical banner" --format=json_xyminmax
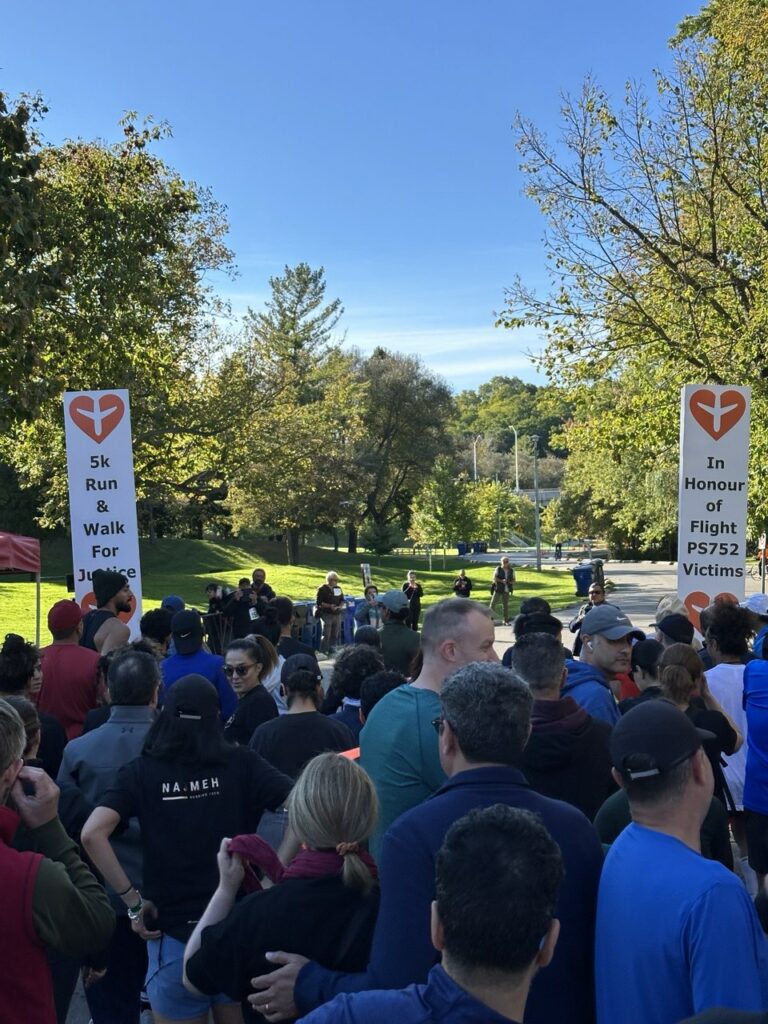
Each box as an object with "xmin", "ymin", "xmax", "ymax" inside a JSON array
[
  {"xmin": 63, "ymin": 389, "xmax": 142, "ymax": 637},
  {"xmin": 677, "ymin": 385, "xmax": 751, "ymax": 632}
]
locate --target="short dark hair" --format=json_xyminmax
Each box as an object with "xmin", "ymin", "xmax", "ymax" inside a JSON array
[
  {"xmin": 436, "ymin": 805, "xmax": 563, "ymax": 974},
  {"xmin": 512, "ymin": 612, "xmax": 563, "ymax": 641},
  {"xmin": 330, "ymin": 645, "xmax": 384, "ymax": 701},
  {"xmin": 631, "ymin": 638, "xmax": 664, "ymax": 678},
  {"xmin": 622, "ymin": 752, "xmax": 694, "ymax": 806},
  {"xmin": 707, "ymin": 603, "xmax": 752, "ymax": 657},
  {"xmin": 360, "ymin": 670, "xmax": 406, "ymax": 720},
  {"xmin": 270, "ymin": 597, "xmax": 294, "ymax": 628},
  {"xmin": 507, "ymin": 633, "xmax": 565, "ymax": 692},
  {"xmin": 140, "ymin": 608, "xmax": 173, "ymax": 645},
  {"xmin": 0, "ymin": 634, "xmax": 38, "ymax": 694},
  {"xmin": 353, "ymin": 625, "xmax": 381, "ymax": 649},
  {"xmin": 441, "ymin": 663, "xmax": 532, "ymax": 765},
  {"xmin": 518, "ymin": 597, "xmax": 552, "ymax": 616},
  {"xmin": 107, "ymin": 650, "xmax": 160, "ymax": 707},
  {"xmin": 251, "ymin": 606, "xmax": 281, "ymax": 646}
]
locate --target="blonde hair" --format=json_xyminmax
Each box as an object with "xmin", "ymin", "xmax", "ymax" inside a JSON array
[
  {"xmin": 289, "ymin": 753, "xmax": 379, "ymax": 893},
  {"xmin": 659, "ymin": 643, "xmax": 703, "ymax": 706},
  {"xmin": 326, "ymin": 571, "xmax": 339, "ymax": 584},
  {"xmin": 0, "ymin": 698, "xmax": 26, "ymax": 772}
]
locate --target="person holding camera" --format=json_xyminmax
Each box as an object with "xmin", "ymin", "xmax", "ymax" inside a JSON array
[{"xmin": 222, "ymin": 577, "xmax": 261, "ymax": 640}]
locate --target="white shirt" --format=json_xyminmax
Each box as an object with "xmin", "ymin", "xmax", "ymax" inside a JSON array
[{"xmin": 705, "ymin": 662, "xmax": 747, "ymax": 809}]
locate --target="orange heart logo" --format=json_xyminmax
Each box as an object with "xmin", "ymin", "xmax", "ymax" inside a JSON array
[
  {"xmin": 683, "ymin": 591, "xmax": 710, "ymax": 633},
  {"xmin": 689, "ymin": 388, "xmax": 746, "ymax": 441},
  {"xmin": 683, "ymin": 590, "xmax": 739, "ymax": 632},
  {"xmin": 69, "ymin": 394, "xmax": 125, "ymax": 444}
]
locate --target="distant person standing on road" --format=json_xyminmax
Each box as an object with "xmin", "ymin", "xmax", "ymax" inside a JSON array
[
  {"xmin": 402, "ymin": 571, "xmax": 424, "ymax": 631},
  {"xmin": 490, "ymin": 556, "xmax": 515, "ymax": 625},
  {"xmin": 569, "ymin": 582, "xmax": 611, "ymax": 657},
  {"xmin": 452, "ymin": 569, "xmax": 472, "ymax": 598}
]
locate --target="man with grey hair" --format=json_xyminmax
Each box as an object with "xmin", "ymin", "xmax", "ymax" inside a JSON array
[
  {"xmin": 511, "ymin": 632, "xmax": 614, "ymax": 820},
  {"xmin": 0, "ymin": 698, "xmax": 115, "ymax": 1024},
  {"xmin": 248, "ymin": 662, "xmax": 602, "ymax": 1024},
  {"xmin": 361, "ymin": 598, "xmax": 498, "ymax": 856}
]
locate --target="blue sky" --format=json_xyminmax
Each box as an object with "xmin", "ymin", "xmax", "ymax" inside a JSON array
[{"xmin": 3, "ymin": 0, "xmax": 694, "ymax": 390}]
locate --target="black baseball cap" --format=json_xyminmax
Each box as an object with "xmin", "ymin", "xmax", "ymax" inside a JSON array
[
  {"xmin": 164, "ymin": 674, "xmax": 220, "ymax": 721},
  {"xmin": 657, "ymin": 614, "xmax": 695, "ymax": 645},
  {"xmin": 281, "ymin": 653, "xmax": 322, "ymax": 686},
  {"xmin": 610, "ymin": 699, "xmax": 714, "ymax": 781},
  {"xmin": 171, "ymin": 610, "xmax": 205, "ymax": 654}
]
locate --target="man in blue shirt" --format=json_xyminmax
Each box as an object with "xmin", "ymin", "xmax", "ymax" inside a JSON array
[
  {"xmin": 596, "ymin": 699, "xmax": 768, "ymax": 1024},
  {"xmin": 297, "ymin": 804, "xmax": 564, "ymax": 1024},
  {"xmin": 161, "ymin": 610, "xmax": 236, "ymax": 719},
  {"xmin": 249, "ymin": 662, "xmax": 602, "ymax": 1024},
  {"xmin": 57, "ymin": 649, "xmax": 158, "ymax": 1024}
]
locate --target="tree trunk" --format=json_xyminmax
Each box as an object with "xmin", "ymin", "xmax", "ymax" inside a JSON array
[
  {"xmin": 332, "ymin": 527, "xmax": 339, "ymax": 552},
  {"xmin": 286, "ymin": 527, "xmax": 301, "ymax": 565},
  {"xmin": 347, "ymin": 522, "xmax": 358, "ymax": 554}
]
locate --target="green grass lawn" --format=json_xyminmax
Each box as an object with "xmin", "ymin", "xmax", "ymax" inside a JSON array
[{"xmin": 0, "ymin": 537, "xmax": 581, "ymax": 642}]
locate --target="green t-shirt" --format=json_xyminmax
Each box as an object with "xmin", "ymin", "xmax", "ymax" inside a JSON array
[{"xmin": 360, "ymin": 684, "xmax": 446, "ymax": 859}]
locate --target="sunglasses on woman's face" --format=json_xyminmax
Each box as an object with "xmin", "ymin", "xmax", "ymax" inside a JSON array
[{"xmin": 224, "ymin": 663, "xmax": 255, "ymax": 678}]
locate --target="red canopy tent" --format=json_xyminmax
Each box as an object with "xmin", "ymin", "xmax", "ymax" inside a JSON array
[{"xmin": 0, "ymin": 533, "xmax": 42, "ymax": 644}]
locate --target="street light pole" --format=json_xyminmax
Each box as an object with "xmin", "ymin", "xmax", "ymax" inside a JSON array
[
  {"xmin": 508, "ymin": 425, "xmax": 519, "ymax": 491},
  {"xmin": 472, "ymin": 434, "xmax": 482, "ymax": 482},
  {"xmin": 531, "ymin": 435, "xmax": 542, "ymax": 571}
]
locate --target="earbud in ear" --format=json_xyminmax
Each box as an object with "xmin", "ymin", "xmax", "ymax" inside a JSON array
[{"xmin": 586, "ymin": 641, "xmax": 594, "ymax": 651}]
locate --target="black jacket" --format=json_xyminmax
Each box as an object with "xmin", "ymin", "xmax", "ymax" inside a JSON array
[{"xmin": 520, "ymin": 697, "xmax": 615, "ymax": 821}]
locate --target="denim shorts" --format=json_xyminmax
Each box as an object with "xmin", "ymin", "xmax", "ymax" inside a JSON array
[{"xmin": 146, "ymin": 934, "xmax": 236, "ymax": 1020}]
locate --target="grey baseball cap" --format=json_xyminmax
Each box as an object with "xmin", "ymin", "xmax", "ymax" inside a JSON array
[
  {"xmin": 581, "ymin": 605, "xmax": 645, "ymax": 641},
  {"xmin": 377, "ymin": 589, "xmax": 410, "ymax": 613}
]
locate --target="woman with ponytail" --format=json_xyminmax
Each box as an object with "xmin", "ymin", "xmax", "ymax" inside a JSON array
[
  {"xmin": 223, "ymin": 636, "xmax": 280, "ymax": 745},
  {"xmin": 659, "ymin": 643, "xmax": 742, "ymax": 809},
  {"xmin": 183, "ymin": 752, "xmax": 379, "ymax": 1022},
  {"xmin": 250, "ymin": 655, "xmax": 356, "ymax": 779}
]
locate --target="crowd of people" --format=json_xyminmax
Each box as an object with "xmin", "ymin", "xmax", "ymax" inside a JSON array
[{"xmin": 5, "ymin": 560, "xmax": 768, "ymax": 1023}]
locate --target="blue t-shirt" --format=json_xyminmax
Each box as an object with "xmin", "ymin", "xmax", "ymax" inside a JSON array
[
  {"xmin": 754, "ymin": 625, "xmax": 768, "ymax": 658},
  {"xmin": 596, "ymin": 823, "xmax": 768, "ymax": 1024},
  {"xmin": 160, "ymin": 649, "xmax": 237, "ymax": 720},
  {"xmin": 297, "ymin": 965, "xmax": 522, "ymax": 1024},
  {"xmin": 744, "ymin": 660, "xmax": 768, "ymax": 814}
]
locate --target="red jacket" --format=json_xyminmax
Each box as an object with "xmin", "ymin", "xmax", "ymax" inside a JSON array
[{"xmin": 0, "ymin": 805, "xmax": 56, "ymax": 1023}]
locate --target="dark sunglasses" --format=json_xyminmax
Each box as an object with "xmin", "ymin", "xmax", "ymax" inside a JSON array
[{"xmin": 224, "ymin": 663, "xmax": 255, "ymax": 678}]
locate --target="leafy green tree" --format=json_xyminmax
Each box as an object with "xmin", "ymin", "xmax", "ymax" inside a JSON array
[
  {"xmin": 223, "ymin": 265, "xmax": 366, "ymax": 564},
  {"xmin": 409, "ymin": 458, "xmax": 478, "ymax": 564},
  {"xmin": 2, "ymin": 115, "xmax": 235, "ymax": 534},
  {"xmin": 499, "ymin": 2, "xmax": 768, "ymax": 538},
  {"xmin": 344, "ymin": 348, "xmax": 455, "ymax": 552},
  {"xmin": 0, "ymin": 92, "xmax": 70, "ymax": 423},
  {"xmin": 471, "ymin": 480, "xmax": 536, "ymax": 546}
]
